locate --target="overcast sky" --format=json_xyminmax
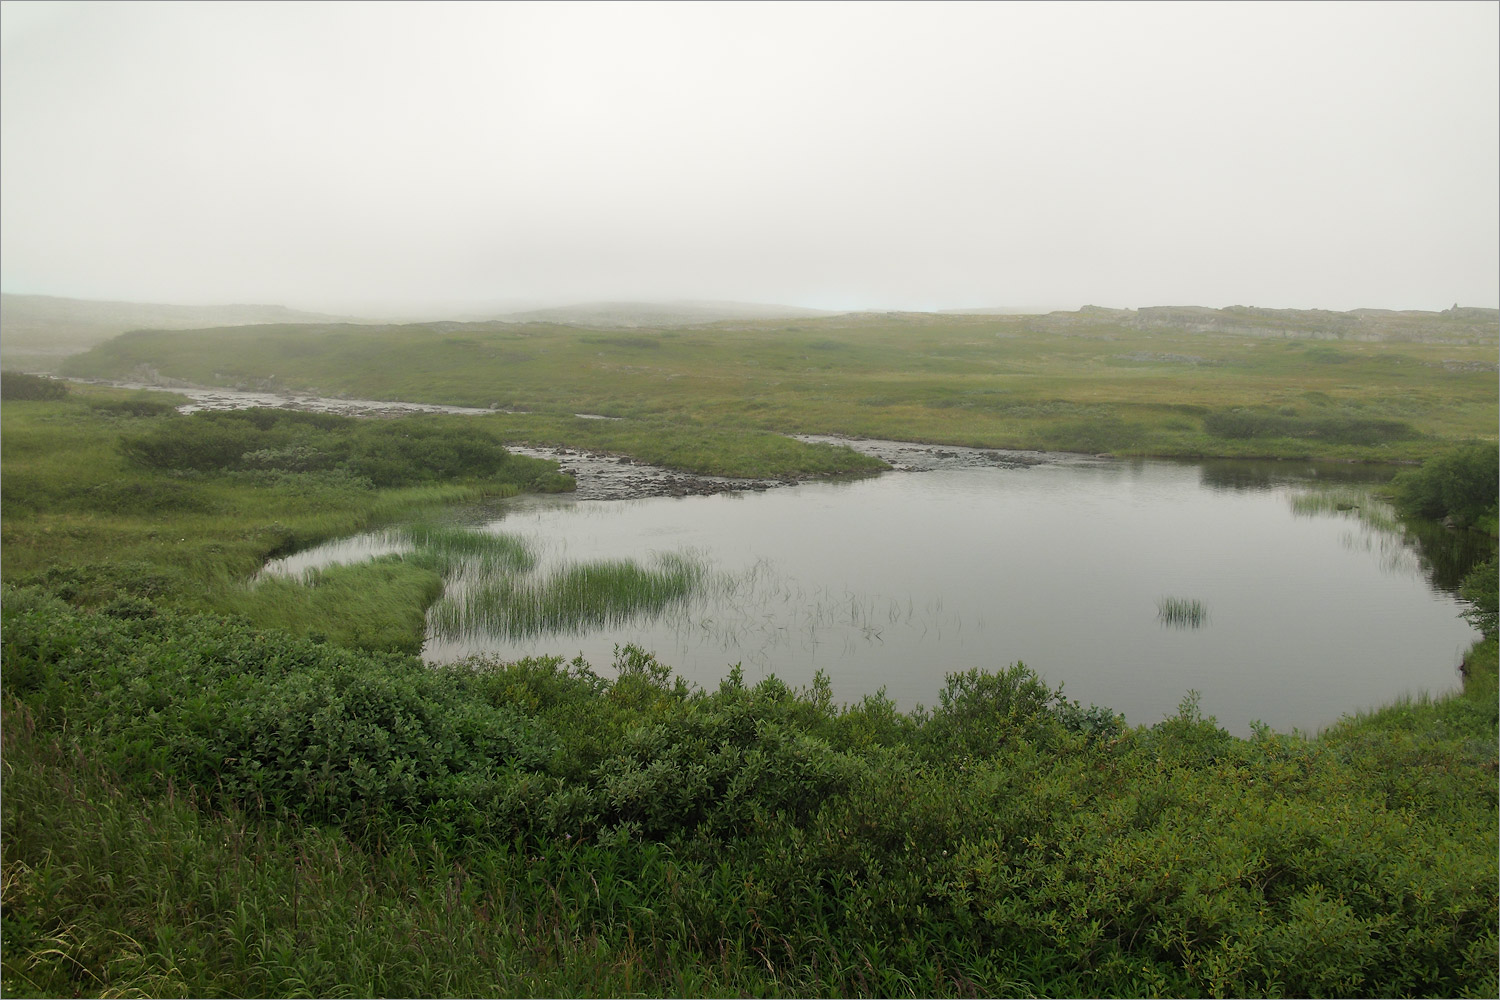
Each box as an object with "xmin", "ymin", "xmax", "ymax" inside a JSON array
[{"xmin": 2, "ymin": 1, "xmax": 1496, "ymax": 315}]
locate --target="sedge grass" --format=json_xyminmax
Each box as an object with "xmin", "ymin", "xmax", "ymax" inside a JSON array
[
  {"xmin": 399, "ymin": 522, "xmax": 538, "ymax": 573},
  {"xmin": 432, "ymin": 551, "xmax": 708, "ymax": 640},
  {"xmin": 1157, "ymin": 596, "xmax": 1208, "ymax": 628}
]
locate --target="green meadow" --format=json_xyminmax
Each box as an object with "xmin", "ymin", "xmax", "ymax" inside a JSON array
[
  {"xmin": 3, "ymin": 305, "xmax": 1498, "ymax": 999},
  {"xmin": 59, "ymin": 309, "xmax": 1499, "ymax": 467}
]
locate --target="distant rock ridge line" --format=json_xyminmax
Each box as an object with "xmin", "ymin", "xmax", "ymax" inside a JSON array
[
  {"xmin": 494, "ymin": 300, "xmax": 835, "ymax": 328},
  {"xmin": 1056, "ymin": 303, "xmax": 1498, "ymax": 343}
]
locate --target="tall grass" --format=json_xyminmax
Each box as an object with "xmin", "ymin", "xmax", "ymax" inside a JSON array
[
  {"xmin": 432, "ymin": 552, "xmax": 708, "ymax": 639},
  {"xmin": 400, "ymin": 522, "xmax": 538, "ymax": 574},
  {"xmin": 1157, "ymin": 596, "xmax": 1207, "ymax": 628}
]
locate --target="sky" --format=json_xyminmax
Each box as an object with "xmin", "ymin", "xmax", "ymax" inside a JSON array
[{"xmin": 2, "ymin": 0, "xmax": 1497, "ymax": 315}]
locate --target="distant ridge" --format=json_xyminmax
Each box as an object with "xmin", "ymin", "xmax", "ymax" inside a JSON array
[
  {"xmin": 0, "ymin": 293, "xmax": 371, "ymax": 369},
  {"xmin": 5, "ymin": 294, "xmax": 1495, "ymax": 373},
  {"xmin": 492, "ymin": 300, "xmax": 837, "ymax": 328},
  {"xmin": 1037, "ymin": 304, "xmax": 1499, "ymax": 343}
]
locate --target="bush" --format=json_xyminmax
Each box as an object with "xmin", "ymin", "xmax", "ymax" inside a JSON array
[
  {"xmin": 4, "ymin": 588, "xmax": 1495, "ymax": 998},
  {"xmin": 1390, "ymin": 445, "xmax": 1499, "ymax": 527},
  {"xmin": 119, "ymin": 408, "xmax": 532, "ymax": 487},
  {"xmin": 1461, "ymin": 557, "xmax": 1498, "ymax": 637},
  {"xmin": 0, "ymin": 371, "xmax": 69, "ymax": 400},
  {"xmin": 86, "ymin": 395, "xmax": 178, "ymax": 417}
]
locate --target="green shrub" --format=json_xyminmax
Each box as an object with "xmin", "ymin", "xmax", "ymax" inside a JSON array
[
  {"xmin": 1390, "ymin": 444, "xmax": 1499, "ymax": 527},
  {"xmin": 1461, "ymin": 557, "xmax": 1498, "ymax": 637},
  {"xmin": 0, "ymin": 371, "xmax": 69, "ymax": 400},
  {"xmin": 920, "ymin": 663, "xmax": 1063, "ymax": 758},
  {"xmin": 118, "ymin": 408, "xmax": 550, "ymax": 488},
  {"xmin": 86, "ymin": 394, "xmax": 179, "ymax": 417},
  {"xmin": 3, "ymin": 587, "xmax": 1495, "ymax": 998}
]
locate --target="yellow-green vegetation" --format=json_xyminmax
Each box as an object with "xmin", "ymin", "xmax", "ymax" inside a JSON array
[{"xmin": 61, "ymin": 308, "xmax": 1499, "ymax": 465}]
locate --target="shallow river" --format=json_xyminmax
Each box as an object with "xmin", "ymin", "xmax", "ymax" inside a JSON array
[{"xmin": 272, "ymin": 445, "xmax": 1483, "ymax": 736}]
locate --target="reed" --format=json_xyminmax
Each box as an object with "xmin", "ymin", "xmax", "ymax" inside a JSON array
[
  {"xmin": 399, "ymin": 522, "xmax": 537, "ymax": 573},
  {"xmin": 431, "ymin": 552, "xmax": 708, "ymax": 639},
  {"xmin": 1157, "ymin": 596, "xmax": 1208, "ymax": 628},
  {"xmin": 1290, "ymin": 486, "xmax": 1403, "ymax": 534}
]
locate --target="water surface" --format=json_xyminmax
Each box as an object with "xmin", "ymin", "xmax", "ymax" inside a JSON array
[{"xmin": 271, "ymin": 454, "xmax": 1481, "ymax": 736}]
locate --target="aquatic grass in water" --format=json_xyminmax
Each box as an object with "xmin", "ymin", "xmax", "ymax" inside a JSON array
[
  {"xmin": 250, "ymin": 519, "xmax": 709, "ymax": 646},
  {"xmin": 399, "ymin": 522, "xmax": 537, "ymax": 573},
  {"xmin": 1290, "ymin": 486, "xmax": 1403, "ymax": 535},
  {"xmin": 1157, "ymin": 596, "xmax": 1207, "ymax": 629},
  {"xmin": 431, "ymin": 551, "xmax": 708, "ymax": 639}
]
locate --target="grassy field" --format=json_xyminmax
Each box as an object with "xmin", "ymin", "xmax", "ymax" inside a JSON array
[{"xmin": 58, "ymin": 309, "xmax": 1499, "ymax": 466}]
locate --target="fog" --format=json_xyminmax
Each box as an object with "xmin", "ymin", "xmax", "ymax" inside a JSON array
[{"xmin": 2, "ymin": 1, "xmax": 1496, "ymax": 315}]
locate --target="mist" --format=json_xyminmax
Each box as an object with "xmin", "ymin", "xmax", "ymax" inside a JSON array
[{"xmin": 2, "ymin": 0, "xmax": 1496, "ymax": 315}]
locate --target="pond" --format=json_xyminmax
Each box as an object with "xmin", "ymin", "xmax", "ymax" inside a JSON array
[{"xmin": 265, "ymin": 442, "xmax": 1487, "ymax": 736}]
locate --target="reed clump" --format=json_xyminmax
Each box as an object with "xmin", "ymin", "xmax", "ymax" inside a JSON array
[
  {"xmin": 432, "ymin": 551, "xmax": 708, "ymax": 639},
  {"xmin": 400, "ymin": 522, "xmax": 538, "ymax": 573},
  {"xmin": 1157, "ymin": 596, "xmax": 1208, "ymax": 628}
]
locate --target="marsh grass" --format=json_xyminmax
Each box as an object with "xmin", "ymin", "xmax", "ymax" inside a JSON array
[
  {"xmin": 432, "ymin": 551, "xmax": 709, "ymax": 639},
  {"xmin": 221, "ymin": 556, "xmax": 443, "ymax": 653},
  {"xmin": 0, "ymin": 392, "xmax": 569, "ymax": 653},
  {"xmin": 251, "ymin": 521, "xmax": 702, "ymax": 643},
  {"xmin": 399, "ymin": 522, "xmax": 538, "ymax": 573},
  {"xmin": 1290, "ymin": 486, "xmax": 1403, "ymax": 535},
  {"xmin": 1157, "ymin": 596, "xmax": 1208, "ymax": 628},
  {"xmin": 58, "ymin": 312, "xmax": 1498, "ymax": 465}
]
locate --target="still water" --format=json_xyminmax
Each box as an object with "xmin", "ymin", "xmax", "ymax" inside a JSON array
[{"xmin": 271, "ymin": 453, "xmax": 1484, "ymax": 736}]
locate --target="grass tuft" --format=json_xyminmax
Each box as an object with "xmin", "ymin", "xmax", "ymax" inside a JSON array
[{"xmin": 1157, "ymin": 596, "xmax": 1208, "ymax": 628}]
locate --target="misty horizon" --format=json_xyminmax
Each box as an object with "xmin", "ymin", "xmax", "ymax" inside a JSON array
[{"xmin": 3, "ymin": 2, "xmax": 1497, "ymax": 316}]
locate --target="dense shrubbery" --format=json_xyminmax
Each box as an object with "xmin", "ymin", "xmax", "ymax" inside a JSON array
[
  {"xmin": 3, "ymin": 589, "xmax": 1495, "ymax": 998},
  {"xmin": 119, "ymin": 408, "xmax": 562, "ymax": 488},
  {"xmin": 1461, "ymin": 557, "xmax": 1498, "ymax": 638},
  {"xmin": 1389, "ymin": 446, "xmax": 1499, "ymax": 636},
  {"xmin": 1390, "ymin": 443, "xmax": 1500, "ymax": 528},
  {"xmin": 0, "ymin": 370, "xmax": 69, "ymax": 400},
  {"xmin": 86, "ymin": 394, "xmax": 180, "ymax": 417}
]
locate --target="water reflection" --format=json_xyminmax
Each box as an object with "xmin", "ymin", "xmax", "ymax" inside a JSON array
[
  {"xmin": 1197, "ymin": 458, "xmax": 1411, "ymax": 492},
  {"xmin": 1289, "ymin": 485, "xmax": 1494, "ymax": 593}
]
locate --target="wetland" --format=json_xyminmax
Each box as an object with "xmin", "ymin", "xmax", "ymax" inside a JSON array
[
  {"xmin": 3, "ymin": 307, "xmax": 1496, "ymax": 998},
  {"xmin": 262, "ymin": 438, "xmax": 1483, "ymax": 736}
]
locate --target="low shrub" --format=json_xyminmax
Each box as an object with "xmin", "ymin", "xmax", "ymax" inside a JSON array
[
  {"xmin": 1390, "ymin": 444, "xmax": 1499, "ymax": 527},
  {"xmin": 0, "ymin": 371, "xmax": 69, "ymax": 400}
]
